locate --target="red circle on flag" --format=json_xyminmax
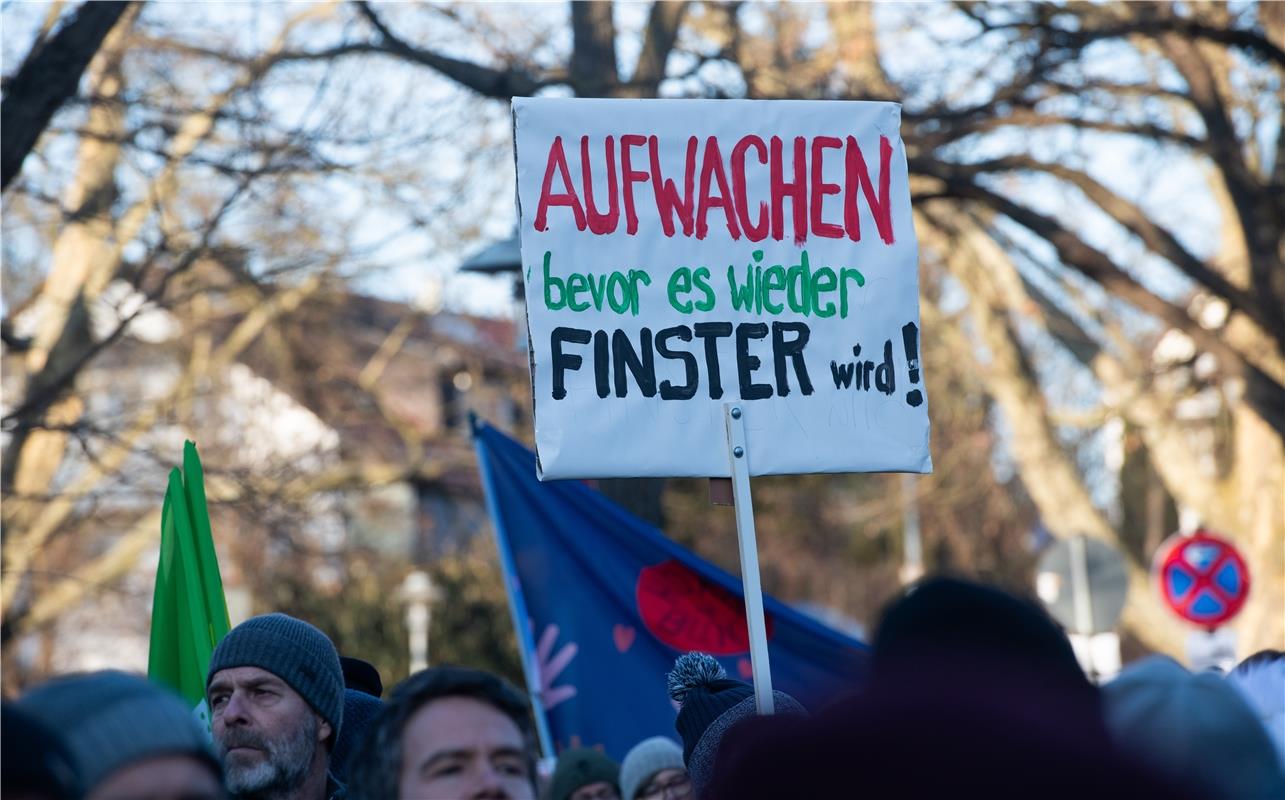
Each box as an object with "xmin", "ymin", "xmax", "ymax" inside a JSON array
[
  {"xmin": 635, "ymin": 560, "xmax": 773, "ymax": 655},
  {"xmin": 1155, "ymin": 529, "xmax": 1250, "ymax": 629}
]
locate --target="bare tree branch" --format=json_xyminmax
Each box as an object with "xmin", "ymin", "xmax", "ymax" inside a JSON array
[
  {"xmin": 962, "ymin": 0, "xmax": 1285, "ymax": 68},
  {"xmin": 354, "ymin": 1, "xmax": 548, "ymax": 98},
  {"xmin": 923, "ymin": 168, "xmax": 1285, "ymax": 433},
  {"xmin": 924, "ymin": 109, "xmax": 1207, "ymax": 152},
  {"xmin": 1, "ymin": 1, "xmax": 135, "ymax": 190},
  {"xmin": 630, "ymin": 1, "xmax": 688, "ymax": 96},
  {"xmin": 570, "ymin": 0, "xmax": 620, "ymax": 96},
  {"xmin": 943, "ymin": 154, "xmax": 1285, "ymax": 344},
  {"xmin": 1160, "ymin": 32, "xmax": 1283, "ymax": 304},
  {"xmin": 1, "ymin": 182, "xmax": 248, "ymax": 428},
  {"xmin": 1, "ymin": 273, "xmax": 325, "ymax": 618}
]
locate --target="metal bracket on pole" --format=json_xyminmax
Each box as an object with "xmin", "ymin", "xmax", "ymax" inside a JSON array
[{"xmin": 724, "ymin": 402, "xmax": 775, "ymax": 714}]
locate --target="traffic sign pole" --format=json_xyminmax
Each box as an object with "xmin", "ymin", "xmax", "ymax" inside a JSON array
[
  {"xmin": 1036, "ymin": 535, "xmax": 1128, "ymax": 682},
  {"xmin": 1069, "ymin": 535, "xmax": 1094, "ymax": 637}
]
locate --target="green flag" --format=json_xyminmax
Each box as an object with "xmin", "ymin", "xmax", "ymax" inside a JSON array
[{"xmin": 148, "ymin": 441, "xmax": 231, "ymax": 730}]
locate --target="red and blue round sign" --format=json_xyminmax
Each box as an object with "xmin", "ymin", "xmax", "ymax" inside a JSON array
[{"xmin": 1155, "ymin": 529, "xmax": 1250, "ymax": 629}]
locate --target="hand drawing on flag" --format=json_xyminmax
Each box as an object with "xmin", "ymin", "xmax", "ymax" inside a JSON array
[{"xmin": 535, "ymin": 623, "xmax": 578, "ymax": 710}]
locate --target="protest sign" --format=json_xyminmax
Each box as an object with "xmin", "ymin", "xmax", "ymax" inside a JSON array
[{"xmin": 513, "ymin": 98, "xmax": 931, "ymax": 479}]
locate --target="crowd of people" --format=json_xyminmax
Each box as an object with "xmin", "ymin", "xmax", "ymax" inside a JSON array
[{"xmin": 3, "ymin": 577, "xmax": 1282, "ymax": 799}]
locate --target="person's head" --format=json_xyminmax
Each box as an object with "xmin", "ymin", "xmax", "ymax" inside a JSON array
[
  {"xmin": 2, "ymin": 700, "xmax": 80, "ymax": 800},
  {"xmin": 331, "ymin": 689, "xmax": 386, "ymax": 784},
  {"xmin": 666, "ymin": 653, "xmax": 805, "ymax": 796},
  {"xmin": 619, "ymin": 738, "xmax": 688, "ymax": 800},
  {"xmin": 17, "ymin": 671, "xmax": 222, "ymax": 800},
  {"xmin": 340, "ymin": 656, "xmax": 384, "ymax": 698},
  {"xmin": 1226, "ymin": 649, "xmax": 1285, "ymax": 767},
  {"xmin": 873, "ymin": 576, "xmax": 1090, "ymax": 692},
  {"xmin": 548, "ymin": 748, "xmax": 620, "ymax": 800},
  {"xmin": 704, "ymin": 660, "xmax": 1199, "ymax": 800},
  {"xmin": 346, "ymin": 665, "xmax": 538, "ymax": 800},
  {"xmin": 206, "ymin": 613, "xmax": 344, "ymax": 799},
  {"xmin": 1104, "ymin": 656, "xmax": 1285, "ymax": 800}
]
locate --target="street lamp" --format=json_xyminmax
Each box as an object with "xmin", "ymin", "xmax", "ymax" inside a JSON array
[
  {"xmin": 400, "ymin": 570, "xmax": 441, "ymax": 673},
  {"xmin": 459, "ymin": 229, "xmax": 526, "ymax": 351}
]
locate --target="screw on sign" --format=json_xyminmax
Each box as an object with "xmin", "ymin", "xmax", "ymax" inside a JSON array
[{"xmin": 1155, "ymin": 529, "xmax": 1251, "ymax": 630}]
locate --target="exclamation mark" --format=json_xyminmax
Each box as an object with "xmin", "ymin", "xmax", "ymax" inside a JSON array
[{"xmin": 902, "ymin": 322, "xmax": 923, "ymax": 407}]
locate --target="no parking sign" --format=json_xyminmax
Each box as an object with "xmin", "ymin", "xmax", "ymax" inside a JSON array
[{"xmin": 1155, "ymin": 529, "xmax": 1250, "ymax": 629}]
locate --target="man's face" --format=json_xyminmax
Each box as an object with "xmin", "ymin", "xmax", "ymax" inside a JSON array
[
  {"xmin": 88, "ymin": 755, "xmax": 225, "ymax": 800},
  {"xmin": 569, "ymin": 781, "xmax": 620, "ymax": 800},
  {"xmin": 398, "ymin": 696, "xmax": 535, "ymax": 800},
  {"xmin": 636, "ymin": 769, "xmax": 691, "ymax": 800},
  {"xmin": 208, "ymin": 666, "xmax": 330, "ymax": 798}
]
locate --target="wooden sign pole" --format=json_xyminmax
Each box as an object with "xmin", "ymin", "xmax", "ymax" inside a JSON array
[{"xmin": 723, "ymin": 402, "xmax": 775, "ymax": 714}]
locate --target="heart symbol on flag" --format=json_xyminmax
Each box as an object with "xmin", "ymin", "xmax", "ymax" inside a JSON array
[
  {"xmin": 613, "ymin": 624, "xmax": 636, "ymax": 653},
  {"xmin": 636, "ymin": 560, "xmax": 774, "ymax": 654},
  {"xmin": 737, "ymin": 658, "xmax": 753, "ymax": 679}
]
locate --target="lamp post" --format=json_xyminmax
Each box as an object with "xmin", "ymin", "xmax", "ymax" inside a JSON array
[
  {"xmin": 459, "ymin": 229, "xmax": 525, "ymax": 351},
  {"xmin": 400, "ymin": 570, "xmax": 441, "ymax": 673}
]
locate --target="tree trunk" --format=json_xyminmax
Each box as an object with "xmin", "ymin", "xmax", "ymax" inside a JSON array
[
  {"xmin": 920, "ymin": 205, "xmax": 1187, "ymax": 655},
  {"xmin": 2, "ymin": 11, "xmax": 134, "ymax": 517},
  {"xmin": 570, "ymin": 1, "xmax": 619, "ymax": 97},
  {"xmin": 0, "ymin": 1, "xmax": 133, "ymax": 190},
  {"xmin": 1227, "ymin": 407, "xmax": 1285, "ymax": 652}
]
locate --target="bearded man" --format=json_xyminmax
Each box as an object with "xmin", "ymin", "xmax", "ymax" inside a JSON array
[{"xmin": 207, "ymin": 613, "xmax": 345, "ymax": 800}]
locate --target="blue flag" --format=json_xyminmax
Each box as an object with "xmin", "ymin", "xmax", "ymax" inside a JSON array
[{"xmin": 473, "ymin": 420, "xmax": 870, "ymax": 760}]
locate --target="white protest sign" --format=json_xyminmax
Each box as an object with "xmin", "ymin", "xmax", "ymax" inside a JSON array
[{"xmin": 513, "ymin": 98, "xmax": 930, "ymax": 479}]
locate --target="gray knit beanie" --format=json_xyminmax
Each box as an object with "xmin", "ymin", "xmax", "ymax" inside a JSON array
[
  {"xmin": 207, "ymin": 612, "xmax": 344, "ymax": 738},
  {"xmin": 1104, "ymin": 656, "xmax": 1285, "ymax": 800},
  {"xmin": 620, "ymin": 737, "xmax": 685, "ymax": 800},
  {"xmin": 19, "ymin": 670, "xmax": 219, "ymax": 793}
]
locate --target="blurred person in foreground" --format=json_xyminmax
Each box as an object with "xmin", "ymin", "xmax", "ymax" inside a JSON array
[
  {"xmin": 206, "ymin": 613, "xmax": 345, "ymax": 800},
  {"xmin": 3, "ymin": 699, "xmax": 81, "ymax": 800},
  {"xmin": 619, "ymin": 737, "xmax": 688, "ymax": 800},
  {"xmin": 17, "ymin": 671, "xmax": 223, "ymax": 800},
  {"xmin": 704, "ymin": 576, "xmax": 1198, "ymax": 799},
  {"xmin": 1225, "ymin": 649, "xmax": 1285, "ymax": 767},
  {"xmin": 1104, "ymin": 655, "xmax": 1285, "ymax": 799},
  {"xmin": 547, "ymin": 748, "xmax": 620, "ymax": 800},
  {"xmin": 346, "ymin": 665, "xmax": 538, "ymax": 800}
]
